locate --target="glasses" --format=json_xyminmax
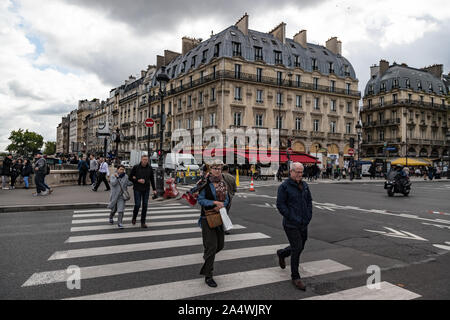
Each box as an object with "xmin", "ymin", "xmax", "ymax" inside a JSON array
[{"xmin": 211, "ymin": 167, "xmax": 222, "ymax": 171}]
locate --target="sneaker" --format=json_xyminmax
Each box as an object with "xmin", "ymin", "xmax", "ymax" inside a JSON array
[
  {"xmin": 118, "ymin": 223, "xmax": 124, "ymax": 229},
  {"xmin": 109, "ymin": 218, "xmax": 114, "ymax": 224},
  {"xmin": 41, "ymin": 191, "xmax": 49, "ymax": 196},
  {"xmin": 141, "ymin": 223, "xmax": 148, "ymax": 228}
]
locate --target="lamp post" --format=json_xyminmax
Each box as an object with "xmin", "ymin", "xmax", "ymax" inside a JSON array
[
  {"xmin": 446, "ymin": 130, "xmax": 450, "ymax": 179},
  {"xmin": 355, "ymin": 122, "xmax": 362, "ymax": 179},
  {"xmin": 155, "ymin": 66, "xmax": 170, "ymax": 197},
  {"xmin": 277, "ymin": 72, "xmax": 292, "ymax": 170}
]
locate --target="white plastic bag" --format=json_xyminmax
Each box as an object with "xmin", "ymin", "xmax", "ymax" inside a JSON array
[{"xmin": 219, "ymin": 207, "xmax": 233, "ymax": 231}]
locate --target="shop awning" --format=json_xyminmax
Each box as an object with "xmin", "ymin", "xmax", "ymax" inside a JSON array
[{"xmin": 390, "ymin": 158, "xmax": 431, "ymax": 166}]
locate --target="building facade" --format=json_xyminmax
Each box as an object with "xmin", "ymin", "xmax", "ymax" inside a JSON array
[
  {"xmin": 361, "ymin": 60, "xmax": 449, "ymax": 160},
  {"xmin": 56, "ymin": 116, "xmax": 69, "ymax": 155},
  {"xmin": 139, "ymin": 14, "xmax": 360, "ymax": 166}
]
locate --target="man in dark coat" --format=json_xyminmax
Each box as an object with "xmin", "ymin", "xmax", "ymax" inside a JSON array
[
  {"xmin": 77, "ymin": 156, "xmax": 89, "ymax": 185},
  {"xmin": 129, "ymin": 155, "xmax": 156, "ymax": 228},
  {"xmin": 1, "ymin": 154, "xmax": 13, "ymax": 190},
  {"xmin": 276, "ymin": 162, "xmax": 313, "ymax": 291}
]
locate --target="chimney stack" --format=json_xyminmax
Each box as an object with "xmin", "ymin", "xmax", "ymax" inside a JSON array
[
  {"xmin": 370, "ymin": 65, "xmax": 380, "ymax": 79},
  {"xmin": 182, "ymin": 37, "xmax": 201, "ymax": 55},
  {"xmin": 326, "ymin": 37, "xmax": 341, "ymax": 55},
  {"xmin": 156, "ymin": 55, "xmax": 165, "ymax": 70},
  {"xmin": 293, "ymin": 30, "xmax": 307, "ymax": 48},
  {"xmin": 379, "ymin": 59, "xmax": 389, "ymax": 76},
  {"xmin": 235, "ymin": 13, "xmax": 249, "ymax": 35},
  {"xmin": 421, "ymin": 64, "xmax": 443, "ymax": 78},
  {"xmin": 269, "ymin": 22, "xmax": 286, "ymax": 44},
  {"xmin": 164, "ymin": 50, "xmax": 181, "ymax": 66}
]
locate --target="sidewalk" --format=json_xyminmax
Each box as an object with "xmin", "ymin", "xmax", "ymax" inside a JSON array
[{"xmin": 0, "ymin": 185, "xmax": 179, "ymax": 213}]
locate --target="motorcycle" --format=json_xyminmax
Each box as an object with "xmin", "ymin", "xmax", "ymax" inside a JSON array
[{"xmin": 384, "ymin": 171, "xmax": 411, "ymax": 197}]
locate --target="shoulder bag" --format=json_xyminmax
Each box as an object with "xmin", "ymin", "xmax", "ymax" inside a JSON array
[
  {"xmin": 118, "ymin": 176, "xmax": 131, "ymax": 201},
  {"xmin": 204, "ymin": 208, "xmax": 223, "ymax": 228}
]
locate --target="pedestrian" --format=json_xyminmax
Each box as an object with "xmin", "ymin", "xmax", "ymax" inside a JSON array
[
  {"xmin": 369, "ymin": 162, "xmax": 376, "ymax": 180},
  {"xmin": 108, "ymin": 165, "xmax": 133, "ymax": 229},
  {"xmin": 197, "ymin": 159, "xmax": 230, "ymax": 288},
  {"xmin": 222, "ymin": 164, "xmax": 237, "ymax": 235},
  {"xmin": 10, "ymin": 159, "xmax": 23, "ymax": 189},
  {"xmin": 276, "ymin": 162, "xmax": 313, "ymax": 291},
  {"xmin": 93, "ymin": 157, "xmax": 111, "ymax": 191},
  {"xmin": 89, "ymin": 154, "xmax": 98, "ymax": 186},
  {"xmin": 22, "ymin": 159, "xmax": 32, "ymax": 189},
  {"xmin": 33, "ymin": 151, "xmax": 48, "ymax": 196},
  {"xmin": 1, "ymin": 154, "xmax": 12, "ymax": 190},
  {"xmin": 77, "ymin": 156, "xmax": 89, "ymax": 185},
  {"xmin": 129, "ymin": 154, "xmax": 156, "ymax": 228}
]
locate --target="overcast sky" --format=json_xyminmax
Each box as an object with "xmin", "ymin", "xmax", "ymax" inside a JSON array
[{"xmin": 1, "ymin": 0, "xmax": 450, "ymax": 152}]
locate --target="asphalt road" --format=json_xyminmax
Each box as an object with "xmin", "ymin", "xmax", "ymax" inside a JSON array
[{"xmin": 1, "ymin": 180, "xmax": 449, "ymax": 300}]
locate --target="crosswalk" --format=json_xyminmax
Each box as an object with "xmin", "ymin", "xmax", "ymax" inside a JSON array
[{"xmin": 21, "ymin": 202, "xmax": 422, "ymax": 300}]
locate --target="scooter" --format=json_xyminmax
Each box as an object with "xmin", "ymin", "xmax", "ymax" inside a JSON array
[{"xmin": 384, "ymin": 174, "xmax": 411, "ymax": 197}]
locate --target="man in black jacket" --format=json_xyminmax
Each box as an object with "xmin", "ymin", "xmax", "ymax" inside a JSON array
[
  {"xmin": 2, "ymin": 154, "xmax": 13, "ymax": 190},
  {"xmin": 276, "ymin": 162, "xmax": 313, "ymax": 291},
  {"xmin": 129, "ymin": 155, "xmax": 157, "ymax": 228}
]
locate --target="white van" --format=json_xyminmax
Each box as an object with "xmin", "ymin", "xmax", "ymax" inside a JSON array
[{"xmin": 164, "ymin": 153, "xmax": 200, "ymax": 173}]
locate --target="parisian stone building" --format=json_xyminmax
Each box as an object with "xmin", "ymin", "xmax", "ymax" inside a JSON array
[
  {"xmin": 361, "ymin": 60, "xmax": 449, "ymax": 160},
  {"xmin": 136, "ymin": 14, "xmax": 361, "ymax": 166}
]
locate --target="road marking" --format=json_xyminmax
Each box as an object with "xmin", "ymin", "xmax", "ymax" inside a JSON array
[
  {"xmin": 70, "ymin": 219, "xmax": 199, "ymax": 232},
  {"xmin": 422, "ymin": 223, "xmax": 450, "ymax": 230},
  {"xmin": 65, "ymin": 225, "xmax": 246, "ymax": 243},
  {"xmin": 432, "ymin": 242, "xmax": 450, "ymax": 251},
  {"xmin": 72, "ymin": 208, "xmax": 197, "ymax": 218},
  {"xmin": 364, "ymin": 227, "xmax": 428, "ymax": 241},
  {"xmin": 73, "ymin": 205, "xmax": 185, "ymax": 214},
  {"xmin": 428, "ymin": 210, "xmax": 450, "ymax": 216},
  {"xmin": 23, "ymin": 244, "xmax": 288, "ymax": 287},
  {"xmin": 48, "ymin": 233, "xmax": 270, "ymax": 260},
  {"xmin": 250, "ymin": 203, "xmax": 277, "ymax": 209},
  {"xmin": 71, "ymin": 213, "xmax": 200, "ymax": 224},
  {"xmin": 65, "ymin": 259, "xmax": 351, "ymax": 300},
  {"xmin": 302, "ymin": 282, "xmax": 421, "ymax": 300}
]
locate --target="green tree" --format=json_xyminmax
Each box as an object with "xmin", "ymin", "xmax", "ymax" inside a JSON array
[
  {"xmin": 6, "ymin": 129, "xmax": 44, "ymax": 157},
  {"xmin": 43, "ymin": 141, "xmax": 56, "ymax": 155}
]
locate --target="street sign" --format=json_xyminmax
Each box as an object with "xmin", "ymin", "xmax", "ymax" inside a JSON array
[
  {"xmin": 348, "ymin": 148, "xmax": 355, "ymax": 156},
  {"xmin": 145, "ymin": 118, "xmax": 154, "ymax": 128}
]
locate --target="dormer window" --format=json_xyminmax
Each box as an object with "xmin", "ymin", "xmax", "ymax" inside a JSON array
[
  {"xmin": 190, "ymin": 56, "xmax": 196, "ymax": 68},
  {"xmin": 393, "ymin": 78, "xmax": 399, "ymax": 88},
  {"xmin": 202, "ymin": 50, "xmax": 208, "ymax": 63},
  {"xmin": 329, "ymin": 62, "xmax": 334, "ymax": 73},
  {"xmin": 254, "ymin": 46, "xmax": 263, "ymax": 60},
  {"xmin": 417, "ymin": 80, "xmax": 422, "ymax": 90},
  {"xmin": 294, "ymin": 55, "xmax": 300, "ymax": 67},
  {"xmin": 274, "ymin": 51, "xmax": 283, "ymax": 64},
  {"xmin": 232, "ymin": 42, "xmax": 241, "ymax": 56},
  {"xmin": 312, "ymin": 58, "xmax": 318, "ymax": 71},
  {"xmin": 428, "ymin": 83, "xmax": 433, "ymax": 92},
  {"xmin": 181, "ymin": 61, "xmax": 186, "ymax": 73},
  {"xmin": 344, "ymin": 65, "xmax": 350, "ymax": 76},
  {"xmin": 214, "ymin": 43, "xmax": 221, "ymax": 57},
  {"xmin": 405, "ymin": 78, "xmax": 410, "ymax": 88},
  {"xmin": 439, "ymin": 85, "xmax": 443, "ymax": 94},
  {"xmin": 381, "ymin": 82, "xmax": 386, "ymax": 91}
]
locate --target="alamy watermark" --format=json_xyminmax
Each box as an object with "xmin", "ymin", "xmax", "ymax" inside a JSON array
[{"xmin": 66, "ymin": 265, "xmax": 81, "ymax": 290}]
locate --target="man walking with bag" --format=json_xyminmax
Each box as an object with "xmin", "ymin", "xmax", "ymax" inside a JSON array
[
  {"xmin": 33, "ymin": 151, "xmax": 48, "ymax": 196},
  {"xmin": 129, "ymin": 154, "xmax": 156, "ymax": 228},
  {"xmin": 276, "ymin": 162, "xmax": 313, "ymax": 291}
]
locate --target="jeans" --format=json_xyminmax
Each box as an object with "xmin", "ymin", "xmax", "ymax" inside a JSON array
[
  {"xmin": 24, "ymin": 176, "xmax": 29, "ymax": 188},
  {"xmin": 278, "ymin": 225, "xmax": 308, "ymax": 280},
  {"xmin": 35, "ymin": 173, "xmax": 46, "ymax": 193},
  {"xmin": 89, "ymin": 171, "xmax": 97, "ymax": 185},
  {"xmin": 133, "ymin": 189, "xmax": 150, "ymax": 224},
  {"xmin": 78, "ymin": 170, "xmax": 87, "ymax": 185}
]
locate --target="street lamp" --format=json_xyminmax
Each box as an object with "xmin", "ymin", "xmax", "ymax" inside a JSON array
[
  {"xmin": 446, "ymin": 130, "xmax": 450, "ymax": 179},
  {"xmin": 355, "ymin": 121, "xmax": 362, "ymax": 179},
  {"xmin": 155, "ymin": 66, "xmax": 170, "ymax": 197},
  {"xmin": 277, "ymin": 72, "xmax": 292, "ymax": 171}
]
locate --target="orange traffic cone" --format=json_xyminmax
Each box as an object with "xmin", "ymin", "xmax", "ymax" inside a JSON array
[{"xmin": 249, "ymin": 177, "xmax": 255, "ymax": 192}]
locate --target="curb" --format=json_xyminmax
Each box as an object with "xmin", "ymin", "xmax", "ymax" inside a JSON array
[{"xmin": 0, "ymin": 197, "xmax": 183, "ymax": 213}]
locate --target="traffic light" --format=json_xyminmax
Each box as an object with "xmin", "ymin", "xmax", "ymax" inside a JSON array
[
  {"xmin": 157, "ymin": 150, "xmax": 162, "ymax": 157},
  {"xmin": 349, "ymin": 137, "xmax": 355, "ymax": 148}
]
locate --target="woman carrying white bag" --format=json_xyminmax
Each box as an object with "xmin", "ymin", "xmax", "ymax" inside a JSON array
[{"xmin": 197, "ymin": 159, "xmax": 230, "ymax": 288}]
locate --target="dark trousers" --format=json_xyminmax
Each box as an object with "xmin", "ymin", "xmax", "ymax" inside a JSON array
[
  {"xmin": 94, "ymin": 172, "xmax": 110, "ymax": 190},
  {"xmin": 133, "ymin": 189, "xmax": 150, "ymax": 224},
  {"xmin": 89, "ymin": 171, "xmax": 97, "ymax": 185},
  {"xmin": 78, "ymin": 171, "xmax": 87, "ymax": 185},
  {"xmin": 200, "ymin": 218, "xmax": 225, "ymax": 278},
  {"xmin": 10, "ymin": 174, "xmax": 18, "ymax": 187},
  {"xmin": 278, "ymin": 225, "xmax": 308, "ymax": 280},
  {"xmin": 35, "ymin": 173, "xmax": 46, "ymax": 193}
]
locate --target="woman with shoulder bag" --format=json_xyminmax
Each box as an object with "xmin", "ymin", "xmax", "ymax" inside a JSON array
[
  {"xmin": 108, "ymin": 165, "xmax": 133, "ymax": 229},
  {"xmin": 197, "ymin": 159, "xmax": 229, "ymax": 288}
]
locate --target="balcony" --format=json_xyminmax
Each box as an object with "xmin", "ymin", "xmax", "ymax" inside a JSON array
[
  {"xmin": 327, "ymin": 132, "xmax": 342, "ymax": 140},
  {"xmin": 123, "ymin": 135, "xmax": 136, "ymax": 141},
  {"xmin": 311, "ymin": 131, "xmax": 325, "ymax": 139},
  {"xmin": 292, "ymin": 130, "xmax": 308, "ymax": 138}
]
